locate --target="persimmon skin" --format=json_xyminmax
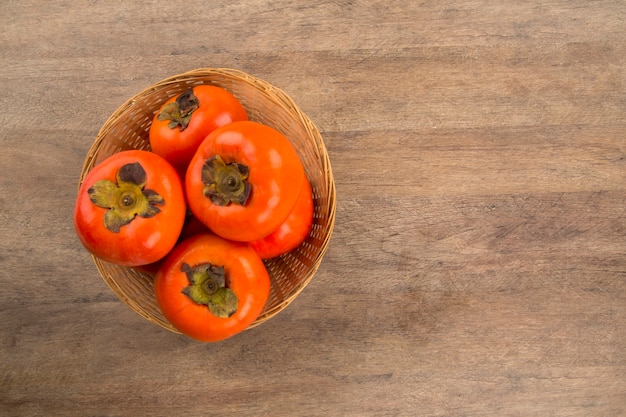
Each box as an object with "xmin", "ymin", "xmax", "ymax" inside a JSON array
[
  {"xmin": 74, "ymin": 150, "xmax": 186, "ymax": 267},
  {"xmin": 149, "ymin": 85, "xmax": 248, "ymax": 173},
  {"xmin": 185, "ymin": 121, "xmax": 306, "ymax": 242},
  {"xmin": 154, "ymin": 233, "xmax": 270, "ymax": 342},
  {"xmin": 249, "ymin": 176, "xmax": 313, "ymax": 259}
]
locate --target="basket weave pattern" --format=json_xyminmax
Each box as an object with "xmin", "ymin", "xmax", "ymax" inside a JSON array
[{"xmin": 79, "ymin": 68, "xmax": 336, "ymax": 332}]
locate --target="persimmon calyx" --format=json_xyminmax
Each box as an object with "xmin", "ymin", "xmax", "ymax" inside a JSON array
[
  {"xmin": 181, "ymin": 262, "xmax": 238, "ymax": 318},
  {"xmin": 201, "ymin": 154, "xmax": 251, "ymax": 206},
  {"xmin": 156, "ymin": 89, "xmax": 199, "ymax": 131},
  {"xmin": 88, "ymin": 162, "xmax": 164, "ymax": 233}
]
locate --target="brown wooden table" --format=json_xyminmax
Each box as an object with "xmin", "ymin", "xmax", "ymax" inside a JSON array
[{"xmin": 1, "ymin": 1, "xmax": 624, "ymax": 415}]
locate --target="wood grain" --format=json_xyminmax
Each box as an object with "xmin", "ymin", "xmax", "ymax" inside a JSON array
[{"xmin": 1, "ymin": 1, "xmax": 625, "ymax": 416}]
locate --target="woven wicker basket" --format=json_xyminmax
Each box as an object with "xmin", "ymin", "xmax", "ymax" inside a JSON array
[{"xmin": 78, "ymin": 68, "xmax": 336, "ymax": 333}]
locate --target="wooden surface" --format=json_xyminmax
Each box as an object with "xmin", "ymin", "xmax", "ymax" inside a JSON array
[{"xmin": 1, "ymin": 1, "xmax": 625, "ymax": 416}]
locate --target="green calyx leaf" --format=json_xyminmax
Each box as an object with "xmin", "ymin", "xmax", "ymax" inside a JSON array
[
  {"xmin": 181, "ymin": 262, "xmax": 238, "ymax": 318},
  {"xmin": 156, "ymin": 89, "xmax": 199, "ymax": 131},
  {"xmin": 201, "ymin": 154, "xmax": 251, "ymax": 206},
  {"xmin": 87, "ymin": 162, "xmax": 165, "ymax": 233}
]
